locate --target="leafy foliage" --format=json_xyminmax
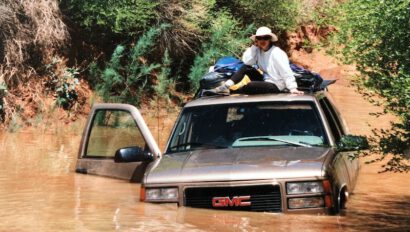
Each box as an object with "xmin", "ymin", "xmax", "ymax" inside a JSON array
[
  {"xmin": 45, "ymin": 57, "xmax": 80, "ymax": 110},
  {"xmin": 63, "ymin": 0, "xmax": 341, "ymax": 97},
  {"xmin": 188, "ymin": 12, "xmax": 254, "ymax": 91},
  {"xmin": 154, "ymin": 50, "xmax": 173, "ymax": 99},
  {"xmin": 55, "ymin": 68, "xmax": 80, "ymax": 109},
  {"xmin": 216, "ymin": 0, "xmax": 300, "ymax": 32},
  {"xmin": 60, "ymin": 0, "xmax": 158, "ymax": 36},
  {"xmin": 0, "ymin": 0, "xmax": 353, "ymax": 126},
  {"xmin": 95, "ymin": 26, "xmax": 165, "ymax": 105},
  {"xmin": 331, "ymin": 0, "xmax": 410, "ymax": 172}
]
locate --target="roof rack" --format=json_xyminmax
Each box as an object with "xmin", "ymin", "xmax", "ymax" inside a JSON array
[{"xmin": 195, "ymin": 79, "xmax": 336, "ymax": 99}]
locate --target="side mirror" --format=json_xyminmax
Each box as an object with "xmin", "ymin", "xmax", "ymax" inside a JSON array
[
  {"xmin": 337, "ymin": 135, "xmax": 369, "ymax": 151},
  {"xmin": 114, "ymin": 146, "xmax": 154, "ymax": 163}
]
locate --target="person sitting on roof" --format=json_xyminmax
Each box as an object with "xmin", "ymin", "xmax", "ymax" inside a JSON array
[{"xmin": 207, "ymin": 26, "xmax": 304, "ymax": 95}]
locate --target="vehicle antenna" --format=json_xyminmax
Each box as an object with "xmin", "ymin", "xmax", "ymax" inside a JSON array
[{"xmin": 157, "ymin": 96, "xmax": 160, "ymax": 146}]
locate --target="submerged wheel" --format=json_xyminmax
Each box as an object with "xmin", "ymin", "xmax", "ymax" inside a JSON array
[
  {"xmin": 332, "ymin": 187, "xmax": 348, "ymax": 214},
  {"xmin": 340, "ymin": 189, "xmax": 348, "ymax": 209}
]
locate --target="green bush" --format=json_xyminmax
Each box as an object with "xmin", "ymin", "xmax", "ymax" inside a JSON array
[
  {"xmin": 55, "ymin": 68, "xmax": 80, "ymax": 109},
  {"xmin": 154, "ymin": 50, "xmax": 172, "ymax": 99},
  {"xmin": 60, "ymin": 0, "xmax": 158, "ymax": 36},
  {"xmin": 95, "ymin": 26, "xmax": 167, "ymax": 105},
  {"xmin": 216, "ymin": 0, "xmax": 300, "ymax": 32},
  {"xmin": 188, "ymin": 12, "xmax": 253, "ymax": 91},
  {"xmin": 332, "ymin": 0, "xmax": 410, "ymax": 172},
  {"xmin": 45, "ymin": 58, "xmax": 80, "ymax": 110}
]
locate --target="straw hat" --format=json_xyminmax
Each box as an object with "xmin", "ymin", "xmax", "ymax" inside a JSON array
[{"xmin": 250, "ymin": 26, "xmax": 278, "ymax": 42}]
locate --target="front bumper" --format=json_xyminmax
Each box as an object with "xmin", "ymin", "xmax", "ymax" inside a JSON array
[{"xmin": 143, "ymin": 178, "xmax": 333, "ymax": 214}]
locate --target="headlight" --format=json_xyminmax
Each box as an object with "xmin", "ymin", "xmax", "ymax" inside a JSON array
[
  {"xmin": 145, "ymin": 187, "xmax": 178, "ymax": 201},
  {"xmin": 286, "ymin": 181, "xmax": 324, "ymax": 195},
  {"xmin": 288, "ymin": 197, "xmax": 325, "ymax": 209}
]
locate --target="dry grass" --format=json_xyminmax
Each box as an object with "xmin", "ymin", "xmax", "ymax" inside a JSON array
[
  {"xmin": 155, "ymin": 0, "xmax": 211, "ymax": 59},
  {"xmin": 0, "ymin": 0, "xmax": 70, "ymax": 124},
  {"xmin": 23, "ymin": 0, "xmax": 69, "ymax": 50}
]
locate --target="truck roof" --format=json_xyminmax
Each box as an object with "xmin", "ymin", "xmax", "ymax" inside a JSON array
[{"xmin": 185, "ymin": 93, "xmax": 320, "ymax": 108}]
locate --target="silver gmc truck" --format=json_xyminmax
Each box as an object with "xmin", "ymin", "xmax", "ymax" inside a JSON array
[{"xmin": 76, "ymin": 92, "xmax": 368, "ymax": 214}]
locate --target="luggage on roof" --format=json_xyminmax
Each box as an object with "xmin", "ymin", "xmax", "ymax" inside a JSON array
[
  {"xmin": 214, "ymin": 56, "xmax": 244, "ymax": 75},
  {"xmin": 199, "ymin": 72, "xmax": 227, "ymax": 90},
  {"xmin": 198, "ymin": 56, "xmax": 245, "ymax": 97},
  {"xmin": 290, "ymin": 62, "xmax": 336, "ymax": 92},
  {"xmin": 196, "ymin": 58, "xmax": 336, "ymax": 98}
]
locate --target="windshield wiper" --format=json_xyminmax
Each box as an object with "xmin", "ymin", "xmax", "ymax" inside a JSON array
[
  {"xmin": 236, "ymin": 136, "xmax": 313, "ymax": 148},
  {"xmin": 169, "ymin": 142, "xmax": 228, "ymax": 150}
]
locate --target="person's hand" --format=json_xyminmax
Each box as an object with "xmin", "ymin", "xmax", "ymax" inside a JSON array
[
  {"xmin": 290, "ymin": 89, "xmax": 304, "ymax": 95},
  {"xmin": 249, "ymin": 36, "xmax": 257, "ymax": 46}
]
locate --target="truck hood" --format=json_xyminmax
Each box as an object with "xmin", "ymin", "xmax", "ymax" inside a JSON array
[{"xmin": 145, "ymin": 147, "xmax": 332, "ymax": 184}]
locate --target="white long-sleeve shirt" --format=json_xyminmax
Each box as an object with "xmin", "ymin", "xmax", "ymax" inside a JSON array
[{"xmin": 242, "ymin": 45, "xmax": 298, "ymax": 91}]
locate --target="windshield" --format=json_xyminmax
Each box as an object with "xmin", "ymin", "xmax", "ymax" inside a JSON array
[{"xmin": 167, "ymin": 101, "xmax": 328, "ymax": 153}]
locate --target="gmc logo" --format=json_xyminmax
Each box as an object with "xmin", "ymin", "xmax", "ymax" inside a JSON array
[{"xmin": 212, "ymin": 196, "xmax": 251, "ymax": 207}]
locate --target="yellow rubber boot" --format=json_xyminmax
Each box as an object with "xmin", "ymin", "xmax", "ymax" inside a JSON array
[{"xmin": 230, "ymin": 75, "xmax": 251, "ymax": 91}]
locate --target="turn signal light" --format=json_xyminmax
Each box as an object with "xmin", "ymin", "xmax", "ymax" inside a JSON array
[
  {"xmin": 322, "ymin": 180, "xmax": 331, "ymax": 194},
  {"xmin": 140, "ymin": 186, "xmax": 145, "ymax": 202},
  {"xmin": 322, "ymin": 180, "xmax": 332, "ymax": 208}
]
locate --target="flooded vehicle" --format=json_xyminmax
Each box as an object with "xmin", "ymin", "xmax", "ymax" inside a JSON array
[{"xmin": 75, "ymin": 92, "xmax": 368, "ymax": 214}]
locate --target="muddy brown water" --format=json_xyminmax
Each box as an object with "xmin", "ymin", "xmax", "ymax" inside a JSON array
[{"xmin": 1, "ymin": 54, "xmax": 409, "ymax": 231}]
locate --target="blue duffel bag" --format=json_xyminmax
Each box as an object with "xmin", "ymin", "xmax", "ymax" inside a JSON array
[{"xmin": 214, "ymin": 56, "xmax": 244, "ymax": 76}]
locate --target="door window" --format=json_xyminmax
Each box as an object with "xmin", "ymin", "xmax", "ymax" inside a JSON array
[
  {"xmin": 85, "ymin": 110, "xmax": 146, "ymax": 158},
  {"xmin": 323, "ymin": 98, "xmax": 346, "ymax": 135},
  {"xmin": 319, "ymin": 98, "xmax": 343, "ymax": 142}
]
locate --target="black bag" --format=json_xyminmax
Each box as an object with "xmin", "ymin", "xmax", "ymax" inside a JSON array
[
  {"xmin": 290, "ymin": 62, "xmax": 324, "ymax": 92},
  {"xmin": 198, "ymin": 57, "xmax": 243, "ymax": 92},
  {"xmin": 196, "ymin": 72, "xmax": 230, "ymax": 98},
  {"xmin": 295, "ymin": 73, "xmax": 323, "ymax": 92},
  {"xmin": 199, "ymin": 72, "xmax": 229, "ymax": 90}
]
